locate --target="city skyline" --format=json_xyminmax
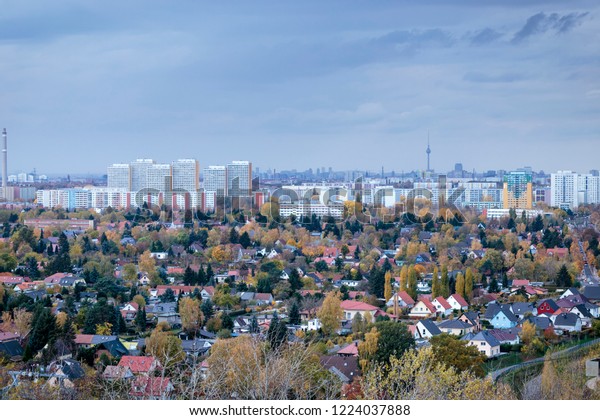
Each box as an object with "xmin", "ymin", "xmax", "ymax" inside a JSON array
[{"xmin": 1, "ymin": 1, "xmax": 599, "ymax": 174}]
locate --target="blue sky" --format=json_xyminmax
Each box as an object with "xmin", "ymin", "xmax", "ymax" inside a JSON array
[{"xmin": 1, "ymin": 1, "xmax": 598, "ymax": 175}]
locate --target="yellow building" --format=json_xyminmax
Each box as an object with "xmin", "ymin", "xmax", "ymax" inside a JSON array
[{"xmin": 503, "ymin": 171, "xmax": 533, "ymax": 209}]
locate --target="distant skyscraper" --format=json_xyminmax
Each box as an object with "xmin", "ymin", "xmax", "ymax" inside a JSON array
[
  {"xmin": 203, "ymin": 166, "xmax": 226, "ymax": 196},
  {"xmin": 551, "ymin": 171, "xmax": 579, "ymax": 209},
  {"xmin": 130, "ymin": 159, "xmax": 156, "ymax": 192},
  {"xmin": 503, "ymin": 171, "xmax": 533, "ymax": 209},
  {"xmin": 172, "ymin": 159, "xmax": 199, "ymax": 193},
  {"xmin": 226, "ymin": 161, "xmax": 252, "ymax": 197},
  {"xmin": 107, "ymin": 163, "xmax": 131, "ymax": 189}
]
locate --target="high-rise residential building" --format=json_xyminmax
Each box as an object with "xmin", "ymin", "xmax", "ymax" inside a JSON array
[
  {"xmin": 146, "ymin": 164, "xmax": 171, "ymax": 191},
  {"xmin": 226, "ymin": 161, "xmax": 252, "ymax": 197},
  {"xmin": 203, "ymin": 166, "xmax": 226, "ymax": 195},
  {"xmin": 503, "ymin": 171, "xmax": 533, "ymax": 209},
  {"xmin": 551, "ymin": 171, "xmax": 579, "ymax": 210},
  {"xmin": 578, "ymin": 174, "xmax": 600, "ymax": 205},
  {"xmin": 172, "ymin": 159, "xmax": 199, "ymax": 193},
  {"xmin": 130, "ymin": 159, "xmax": 156, "ymax": 192},
  {"xmin": 107, "ymin": 163, "xmax": 131, "ymax": 189}
]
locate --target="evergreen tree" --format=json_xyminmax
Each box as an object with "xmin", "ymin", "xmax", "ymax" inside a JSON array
[
  {"xmin": 201, "ymin": 299, "xmax": 214, "ymax": 320},
  {"xmin": 221, "ymin": 313, "xmax": 234, "ymax": 331},
  {"xmin": 267, "ymin": 312, "xmax": 288, "ymax": 351},
  {"xmin": 555, "ymin": 265, "xmax": 572, "ymax": 288},
  {"xmin": 28, "ymin": 306, "xmax": 57, "ymax": 355},
  {"xmin": 229, "ymin": 228, "xmax": 239, "ymax": 244},
  {"xmin": 206, "ymin": 264, "xmax": 214, "ymax": 282},
  {"xmin": 196, "ymin": 266, "xmax": 207, "ymax": 285},
  {"xmin": 488, "ymin": 277, "xmax": 500, "ymax": 293},
  {"xmin": 239, "ymin": 231, "xmax": 251, "ymax": 248},
  {"xmin": 249, "ymin": 315, "xmax": 259, "ymax": 334},
  {"xmin": 135, "ymin": 308, "xmax": 147, "ymax": 332},
  {"xmin": 368, "ymin": 266, "xmax": 385, "ymax": 298},
  {"xmin": 289, "ymin": 268, "xmax": 302, "ymax": 292},
  {"xmin": 288, "ymin": 301, "xmax": 301, "ymax": 325},
  {"xmin": 183, "ymin": 266, "xmax": 196, "ymax": 286}
]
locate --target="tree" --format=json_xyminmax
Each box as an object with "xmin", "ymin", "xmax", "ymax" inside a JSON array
[
  {"xmin": 441, "ymin": 265, "xmax": 450, "ymax": 297},
  {"xmin": 358, "ymin": 326, "xmax": 380, "ymax": 372},
  {"xmin": 407, "ymin": 265, "xmax": 418, "ymax": 300},
  {"xmin": 555, "ymin": 264, "xmax": 572, "ymax": 288},
  {"xmin": 488, "ymin": 277, "xmax": 500, "ymax": 293},
  {"xmin": 183, "ymin": 266, "xmax": 196, "ymax": 286},
  {"xmin": 179, "ymin": 297, "xmax": 204, "ymax": 336},
  {"xmin": 464, "ymin": 268, "xmax": 474, "ymax": 302},
  {"xmin": 27, "ymin": 306, "xmax": 57, "ymax": 356},
  {"xmin": 361, "ymin": 346, "xmax": 514, "ymax": 400},
  {"xmin": 249, "ymin": 315, "xmax": 259, "ymax": 334},
  {"xmin": 288, "ymin": 268, "xmax": 302, "ymax": 292},
  {"xmin": 267, "ymin": 312, "xmax": 288, "ymax": 351},
  {"xmin": 369, "ymin": 266, "xmax": 385, "ymax": 298},
  {"xmin": 132, "ymin": 294, "xmax": 146, "ymax": 309},
  {"xmin": 201, "ymin": 300, "xmax": 214, "ymax": 320},
  {"xmin": 239, "ymin": 231, "xmax": 251, "ymax": 248},
  {"xmin": 160, "ymin": 288, "xmax": 176, "ymax": 303},
  {"xmin": 384, "ymin": 271, "xmax": 393, "ymax": 302},
  {"xmin": 96, "ymin": 322, "xmax": 113, "ymax": 336},
  {"xmin": 363, "ymin": 321, "xmax": 414, "ymax": 368},
  {"xmin": 431, "ymin": 266, "xmax": 440, "ymax": 298},
  {"xmin": 221, "ymin": 313, "xmax": 234, "ymax": 331},
  {"xmin": 430, "ymin": 334, "xmax": 486, "ymax": 377},
  {"xmin": 135, "ymin": 308, "xmax": 147, "ymax": 333},
  {"xmin": 288, "ymin": 301, "xmax": 301, "ymax": 325},
  {"xmin": 13, "ymin": 308, "xmax": 33, "ymax": 340},
  {"xmin": 399, "ymin": 265, "xmax": 408, "ymax": 292},
  {"xmin": 352, "ymin": 312, "xmax": 366, "ymax": 339},
  {"xmin": 145, "ymin": 327, "xmax": 184, "ymax": 370},
  {"xmin": 317, "ymin": 291, "xmax": 343, "ymax": 336},
  {"xmin": 455, "ymin": 273, "xmax": 465, "ymax": 299}
]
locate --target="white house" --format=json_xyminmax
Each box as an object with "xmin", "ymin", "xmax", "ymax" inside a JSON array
[{"xmin": 462, "ymin": 331, "xmax": 501, "ymax": 358}]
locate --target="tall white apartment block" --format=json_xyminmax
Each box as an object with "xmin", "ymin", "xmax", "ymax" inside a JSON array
[
  {"xmin": 172, "ymin": 159, "xmax": 199, "ymax": 193},
  {"xmin": 578, "ymin": 174, "xmax": 600, "ymax": 205},
  {"xmin": 203, "ymin": 166, "xmax": 226, "ymax": 195},
  {"xmin": 551, "ymin": 171, "xmax": 579, "ymax": 209},
  {"xmin": 130, "ymin": 159, "xmax": 156, "ymax": 192},
  {"xmin": 107, "ymin": 164, "xmax": 131, "ymax": 189},
  {"xmin": 226, "ymin": 160, "xmax": 252, "ymax": 197}
]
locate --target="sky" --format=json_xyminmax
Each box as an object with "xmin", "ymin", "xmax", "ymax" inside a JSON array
[{"xmin": 1, "ymin": 0, "xmax": 599, "ymax": 175}]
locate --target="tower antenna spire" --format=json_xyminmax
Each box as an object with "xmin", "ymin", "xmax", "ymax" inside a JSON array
[{"xmin": 426, "ymin": 131, "xmax": 431, "ymax": 172}]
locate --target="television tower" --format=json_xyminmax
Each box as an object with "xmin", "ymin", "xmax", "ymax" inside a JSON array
[
  {"xmin": 426, "ymin": 132, "xmax": 431, "ymax": 172},
  {"xmin": 2, "ymin": 128, "xmax": 6, "ymax": 200}
]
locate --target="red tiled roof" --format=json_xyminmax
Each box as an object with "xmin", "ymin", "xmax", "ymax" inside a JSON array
[
  {"xmin": 419, "ymin": 298, "xmax": 437, "ymax": 313},
  {"xmin": 118, "ymin": 356, "xmax": 159, "ymax": 374},
  {"xmin": 396, "ymin": 291, "xmax": 415, "ymax": 305},
  {"xmin": 434, "ymin": 296, "xmax": 452, "ymax": 310},
  {"xmin": 74, "ymin": 334, "xmax": 95, "ymax": 345},
  {"xmin": 337, "ymin": 342, "xmax": 359, "ymax": 356},
  {"xmin": 340, "ymin": 300, "xmax": 378, "ymax": 311},
  {"xmin": 512, "ymin": 279, "xmax": 530, "ymax": 287},
  {"xmin": 450, "ymin": 294, "xmax": 468, "ymax": 307}
]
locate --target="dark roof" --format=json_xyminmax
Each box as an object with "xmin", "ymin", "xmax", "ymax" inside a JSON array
[
  {"xmin": 583, "ymin": 286, "xmax": 600, "ymax": 301},
  {"xmin": 58, "ymin": 359, "xmax": 85, "ymax": 380},
  {"xmin": 494, "ymin": 307, "xmax": 518, "ymax": 323},
  {"xmin": 483, "ymin": 303, "xmax": 502, "ymax": 320},
  {"xmin": 572, "ymin": 304, "xmax": 592, "ymax": 318},
  {"xmin": 511, "ymin": 302, "xmax": 535, "ymax": 316},
  {"xmin": 538, "ymin": 299, "xmax": 559, "ymax": 311},
  {"xmin": 520, "ymin": 316, "xmax": 552, "ymax": 330},
  {"xmin": 97, "ymin": 338, "xmax": 129, "ymax": 357},
  {"xmin": 0, "ymin": 339, "xmax": 24, "ymax": 358},
  {"xmin": 418, "ymin": 319, "xmax": 442, "ymax": 336},
  {"xmin": 462, "ymin": 331, "xmax": 501, "ymax": 347},
  {"xmin": 553, "ymin": 313, "xmax": 580, "ymax": 327},
  {"xmin": 319, "ymin": 355, "xmax": 360, "ymax": 383},
  {"xmin": 461, "ymin": 311, "xmax": 480, "ymax": 325},
  {"xmin": 437, "ymin": 319, "xmax": 472, "ymax": 330}
]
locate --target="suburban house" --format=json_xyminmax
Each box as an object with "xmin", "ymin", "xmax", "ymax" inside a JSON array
[
  {"xmin": 386, "ymin": 291, "xmax": 415, "ymax": 308},
  {"xmin": 409, "ymin": 299, "xmax": 437, "ymax": 319},
  {"xmin": 552, "ymin": 313, "xmax": 583, "ymax": 333},
  {"xmin": 487, "ymin": 329, "xmax": 520, "ymax": 345},
  {"xmin": 432, "ymin": 297, "xmax": 453, "ymax": 317},
  {"xmin": 118, "ymin": 356, "xmax": 161, "ymax": 376},
  {"xmin": 459, "ymin": 311, "xmax": 482, "ymax": 332},
  {"xmin": 447, "ymin": 294, "xmax": 469, "ymax": 311},
  {"xmin": 436, "ymin": 319, "xmax": 474, "ymax": 336},
  {"xmin": 340, "ymin": 300, "xmax": 380, "ymax": 321},
  {"xmin": 462, "ymin": 331, "xmax": 501, "ymax": 358},
  {"xmin": 537, "ymin": 299, "xmax": 560, "ymax": 316},
  {"xmin": 415, "ymin": 319, "xmax": 442, "ymax": 339}
]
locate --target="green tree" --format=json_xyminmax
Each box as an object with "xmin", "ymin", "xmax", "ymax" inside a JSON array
[
  {"xmin": 267, "ymin": 312, "xmax": 288, "ymax": 351},
  {"xmin": 135, "ymin": 308, "xmax": 147, "ymax": 332},
  {"xmin": 431, "ymin": 266, "xmax": 440, "ymax": 298},
  {"xmin": 368, "ymin": 321, "xmax": 414, "ymax": 367},
  {"xmin": 555, "ymin": 264, "xmax": 572, "ymax": 288},
  {"xmin": 430, "ymin": 334, "xmax": 486, "ymax": 377},
  {"xmin": 441, "ymin": 265, "xmax": 450, "ymax": 297},
  {"xmin": 288, "ymin": 301, "xmax": 301, "ymax": 325},
  {"xmin": 407, "ymin": 265, "xmax": 418, "ymax": 300}
]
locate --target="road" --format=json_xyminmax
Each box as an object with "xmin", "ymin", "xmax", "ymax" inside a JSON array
[{"xmin": 490, "ymin": 338, "xmax": 600, "ymax": 382}]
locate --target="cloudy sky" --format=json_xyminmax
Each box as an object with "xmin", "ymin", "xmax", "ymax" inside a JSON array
[{"xmin": 1, "ymin": 1, "xmax": 598, "ymax": 175}]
